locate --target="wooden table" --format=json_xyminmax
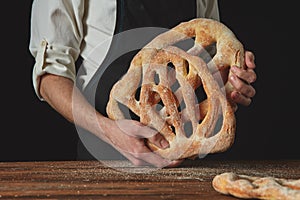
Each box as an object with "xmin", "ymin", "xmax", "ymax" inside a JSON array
[{"xmin": 0, "ymin": 159, "xmax": 299, "ymax": 199}]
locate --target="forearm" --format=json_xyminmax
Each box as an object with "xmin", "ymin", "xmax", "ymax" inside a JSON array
[
  {"xmin": 39, "ymin": 74, "xmax": 183, "ymax": 167},
  {"xmin": 39, "ymin": 74, "xmax": 109, "ymax": 141}
]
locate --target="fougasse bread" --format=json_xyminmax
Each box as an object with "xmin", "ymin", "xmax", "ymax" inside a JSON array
[
  {"xmin": 106, "ymin": 18, "xmax": 244, "ymax": 160},
  {"xmin": 212, "ymin": 172, "xmax": 300, "ymax": 200}
]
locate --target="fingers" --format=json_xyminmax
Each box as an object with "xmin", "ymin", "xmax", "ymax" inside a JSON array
[
  {"xmin": 121, "ymin": 146, "xmax": 183, "ymax": 168},
  {"xmin": 228, "ymin": 50, "xmax": 257, "ymax": 106},
  {"xmin": 229, "ymin": 73, "xmax": 256, "ymax": 106},
  {"xmin": 229, "ymin": 70, "xmax": 256, "ymax": 98},
  {"xmin": 148, "ymin": 133, "xmax": 170, "ymax": 149},
  {"xmin": 116, "ymin": 119, "xmax": 169, "ymax": 149},
  {"xmin": 114, "ymin": 119, "xmax": 181, "ymax": 168},
  {"xmin": 245, "ymin": 51, "xmax": 256, "ymax": 69},
  {"xmin": 230, "ymin": 91, "xmax": 252, "ymax": 106},
  {"xmin": 230, "ymin": 65, "xmax": 256, "ymax": 84}
]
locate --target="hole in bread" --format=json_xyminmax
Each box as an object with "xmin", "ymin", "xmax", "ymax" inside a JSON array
[
  {"xmin": 171, "ymin": 79, "xmax": 180, "ymax": 93},
  {"xmin": 155, "ymin": 100, "xmax": 164, "ymax": 112},
  {"xmin": 199, "ymin": 42, "xmax": 216, "ymax": 63},
  {"xmin": 174, "ymin": 37, "xmax": 195, "ymax": 52},
  {"xmin": 134, "ymin": 76, "xmax": 143, "ymax": 101},
  {"xmin": 212, "ymin": 114, "xmax": 223, "ymax": 137},
  {"xmin": 185, "ymin": 60, "xmax": 190, "ymax": 75},
  {"xmin": 117, "ymin": 101, "xmax": 140, "ymax": 121},
  {"xmin": 184, "ymin": 121, "xmax": 193, "ymax": 138},
  {"xmin": 167, "ymin": 62, "xmax": 180, "ymax": 92},
  {"xmin": 167, "ymin": 62, "xmax": 175, "ymax": 70},
  {"xmin": 135, "ymin": 86, "xmax": 141, "ymax": 101},
  {"xmin": 177, "ymin": 100, "xmax": 186, "ymax": 112},
  {"xmin": 198, "ymin": 119, "xmax": 203, "ymax": 125},
  {"xmin": 154, "ymin": 72, "xmax": 160, "ymax": 85},
  {"xmin": 170, "ymin": 125, "xmax": 176, "ymax": 134},
  {"xmin": 195, "ymin": 85, "xmax": 207, "ymax": 104},
  {"xmin": 129, "ymin": 109, "xmax": 140, "ymax": 122}
]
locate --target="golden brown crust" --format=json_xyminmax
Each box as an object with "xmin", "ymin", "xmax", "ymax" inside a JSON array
[
  {"xmin": 106, "ymin": 18, "xmax": 244, "ymax": 160},
  {"xmin": 212, "ymin": 172, "xmax": 300, "ymax": 200}
]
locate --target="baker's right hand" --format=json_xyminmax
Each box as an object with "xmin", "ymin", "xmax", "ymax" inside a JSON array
[{"xmin": 103, "ymin": 118, "xmax": 183, "ymax": 168}]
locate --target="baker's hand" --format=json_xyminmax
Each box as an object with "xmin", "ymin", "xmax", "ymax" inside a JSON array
[
  {"xmin": 229, "ymin": 51, "xmax": 257, "ymax": 106},
  {"xmin": 104, "ymin": 119, "xmax": 183, "ymax": 168}
]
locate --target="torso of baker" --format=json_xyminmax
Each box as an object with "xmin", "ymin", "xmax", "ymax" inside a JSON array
[
  {"xmin": 93, "ymin": 0, "xmax": 196, "ymax": 117},
  {"xmin": 76, "ymin": 0, "xmax": 217, "ymax": 160},
  {"xmin": 117, "ymin": 0, "xmax": 196, "ymax": 32}
]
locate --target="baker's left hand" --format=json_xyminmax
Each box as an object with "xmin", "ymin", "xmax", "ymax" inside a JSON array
[{"xmin": 228, "ymin": 51, "xmax": 257, "ymax": 106}]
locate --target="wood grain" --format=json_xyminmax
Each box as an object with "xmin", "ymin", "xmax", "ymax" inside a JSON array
[{"xmin": 0, "ymin": 160, "xmax": 299, "ymax": 199}]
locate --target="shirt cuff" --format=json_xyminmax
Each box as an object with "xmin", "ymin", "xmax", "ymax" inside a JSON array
[{"xmin": 32, "ymin": 39, "xmax": 78, "ymax": 100}]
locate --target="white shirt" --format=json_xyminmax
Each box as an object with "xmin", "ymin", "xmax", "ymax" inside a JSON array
[{"xmin": 29, "ymin": 0, "xmax": 219, "ymax": 100}]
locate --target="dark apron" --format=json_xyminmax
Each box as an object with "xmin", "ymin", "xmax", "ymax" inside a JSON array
[{"xmin": 76, "ymin": 0, "xmax": 196, "ymax": 160}]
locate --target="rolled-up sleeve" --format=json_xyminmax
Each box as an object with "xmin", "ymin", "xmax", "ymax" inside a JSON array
[
  {"xmin": 29, "ymin": 0, "xmax": 85, "ymax": 100},
  {"xmin": 196, "ymin": 0, "xmax": 220, "ymax": 21}
]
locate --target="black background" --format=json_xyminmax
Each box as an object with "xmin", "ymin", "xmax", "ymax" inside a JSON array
[{"xmin": 0, "ymin": 1, "xmax": 298, "ymax": 161}]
